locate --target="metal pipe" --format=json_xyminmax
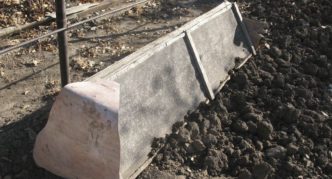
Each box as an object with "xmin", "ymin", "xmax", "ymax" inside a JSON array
[
  {"xmin": 56, "ymin": 0, "xmax": 70, "ymax": 87},
  {"xmin": 0, "ymin": 0, "xmax": 148, "ymax": 55}
]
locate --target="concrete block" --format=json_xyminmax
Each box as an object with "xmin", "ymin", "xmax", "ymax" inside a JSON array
[{"xmin": 33, "ymin": 2, "xmax": 257, "ymax": 179}]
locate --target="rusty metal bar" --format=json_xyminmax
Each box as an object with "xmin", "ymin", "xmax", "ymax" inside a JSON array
[{"xmin": 56, "ymin": 0, "xmax": 70, "ymax": 87}]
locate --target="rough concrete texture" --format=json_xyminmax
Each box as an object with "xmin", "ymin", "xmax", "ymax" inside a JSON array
[
  {"xmin": 33, "ymin": 81, "xmax": 120, "ymax": 179},
  {"xmin": 107, "ymin": 3, "xmax": 252, "ymax": 178},
  {"xmin": 33, "ymin": 2, "xmax": 254, "ymax": 179}
]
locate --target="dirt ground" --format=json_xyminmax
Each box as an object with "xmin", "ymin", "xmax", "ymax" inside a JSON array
[
  {"xmin": 0, "ymin": 0, "xmax": 218, "ymax": 178},
  {"xmin": 0, "ymin": 0, "xmax": 331, "ymax": 179}
]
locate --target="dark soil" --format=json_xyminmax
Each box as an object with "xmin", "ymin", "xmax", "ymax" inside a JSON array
[
  {"xmin": 0, "ymin": 0, "xmax": 331, "ymax": 178},
  {"xmin": 139, "ymin": 0, "xmax": 332, "ymax": 178}
]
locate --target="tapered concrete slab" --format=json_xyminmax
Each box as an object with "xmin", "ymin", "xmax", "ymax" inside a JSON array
[{"xmin": 33, "ymin": 2, "xmax": 257, "ymax": 179}]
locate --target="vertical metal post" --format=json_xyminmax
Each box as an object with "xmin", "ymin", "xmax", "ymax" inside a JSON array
[{"xmin": 55, "ymin": 0, "xmax": 70, "ymax": 87}]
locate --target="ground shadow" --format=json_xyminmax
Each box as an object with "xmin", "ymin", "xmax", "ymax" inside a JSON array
[{"xmin": 0, "ymin": 101, "xmax": 62, "ymax": 179}]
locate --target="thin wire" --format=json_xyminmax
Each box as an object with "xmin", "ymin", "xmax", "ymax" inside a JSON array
[{"xmin": 0, "ymin": 0, "xmax": 148, "ymax": 55}]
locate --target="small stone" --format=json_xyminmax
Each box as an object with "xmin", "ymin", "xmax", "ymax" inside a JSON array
[
  {"xmin": 231, "ymin": 120, "xmax": 248, "ymax": 133},
  {"xmin": 155, "ymin": 153, "xmax": 163, "ymax": 162},
  {"xmin": 241, "ymin": 104, "xmax": 255, "ymax": 114},
  {"xmin": 184, "ymin": 143, "xmax": 195, "ymax": 154},
  {"xmin": 210, "ymin": 113, "xmax": 222, "ymax": 130},
  {"xmin": 238, "ymin": 154, "xmax": 250, "ymax": 165},
  {"xmin": 243, "ymin": 113, "xmax": 262, "ymax": 122},
  {"xmin": 284, "ymin": 161, "xmax": 294, "ymax": 172},
  {"xmin": 191, "ymin": 139, "xmax": 206, "ymax": 152},
  {"xmin": 204, "ymin": 156, "xmax": 219, "ymax": 169},
  {"xmin": 282, "ymin": 104, "xmax": 301, "ymax": 123},
  {"xmin": 304, "ymin": 158, "xmax": 314, "ymax": 167},
  {"xmin": 287, "ymin": 143, "xmax": 299, "ymax": 155},
  {"xmin": 293, "ymin": 127, "xmax": 302, "ymax": 138},
  {"xmin": 293, "ymin": 165, "xmax": 303, "ymax": 175},
  {"xmin": 247, "ymin": 121, "xmax": 257, "ymax": 133},
  {"xmin": 295, "ymin": 88, "xmax": 313, "ymax": 99},
  {"xmin": 203, "ymin": 134, "xmax": 218, "ymax": 147},
  {"xmin": 209, "ymin": 128, "xmax": 219, "ymax": 136},
  {"xmin": 168, "ymin": 137, "xmax": 178, "ymax": 148},
  {"xmin": 272, "ymin": 73, "xmax": 285, "ymax": 88},
  {"xmin": 325, "ymin": 163, "xmax": 332, "ymax": 174},
  {"xmin": 177, "ymin": 168, "xmax": 187, "ymax": 175},
  {"xmin": 172, "ymin": 121, "xmax": 185, "ymax": 133},
  {"xmin": 252, "ymin": 162, "xmax": 274, "ymax": 179},
  {"xmin": 177, "ymin": 127, "xmax": 191, "ymax": 143},
  {"xmin": 196, "ymin": 113, "xmax": 204, "ymax": 122},
  {"xmin": 271, "ymin": 46, "xmax": 282, "ymax": 58},
  {"xmin": 282, "ymin": 35, "xmax": 292, "ymax": 48},
  {"xmin": 224, "ymin": 147, "xmax": 234, "ymax": 156},
  {"xmin": 216, "ymin": 99, "xmax": 228, "ymax": 114},
  {"xmin": 175, "ymin": 175, "xmax": 186, "ymax": 179},
  {"xmin": 221, "ymin": 117, "xmax": 232, "ymax": 127},
  {"xmin": 255, "ymin": 140, "xmax": 264, "ymax": 151},
  {"xmin": 276, "ymin": 131, "xmax": 290, "ymax": 146},
  {"xmin": 234, "ymin": 72, "xmax": 249, "ymax": 89},
  {"xmin": 257, "ymin": 121, "xmax": 274, "ymax": 139},
  {"xmin": 238, "ymin": 168, "xmax": 253, "ymax": 179},
  {"xmin": 231, "ymin": 92, "xmax": 247, "ymax": 109},
  {"xmin": 233, "ymin": 136, "xmax": 243, "ymax": 143},
  {"xmin": 303, "ymin": 63, "xmax": 319, "ymax": 75},
  {"xmin": 201, "ymin": 119, "xmax": 210, "ymax": 135},
  {"xmin": 265, "ymin": 146, "xmax": 286, "ymax": 159},
  {"xmin": 231, "ymin": 149, "xmax": 242, "ymax": 159},
  {"xmin": 187, "ymin": 122, "xmax": 200, "ymax": 139},
  {"xmin": 298, "ymin": 146, "xmax": 311, "ymax": 156},
  {"xmin": 239, "ymin": 140, "xmax": 253, "ymax": 150},
  {"xmin": 275, "ymin": 58, "xmax": 290, "ymax": 67},
  {"xmin": 263, "ymin": 140, "xmax": 272, "ymax": 148},
  {"xmin": 320, "ymin": 125, "xmax": 332, "ymax": 138},
  {"xmin": 143, "ymin": 168, "xmax": 185, "ymax": 179},
  {"xmin": 204, "ymin": 150, "xmax": 228, "ymax": 173}
]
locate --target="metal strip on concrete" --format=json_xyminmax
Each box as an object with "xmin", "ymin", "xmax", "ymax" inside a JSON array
[
  {"xmin": 231, "ymin": 2, "xmax": 256, "ymax": 55},
  {"xmin": 188, "ymin": 5, "xmax": 252, "ymax": 92},
  {"xmin": 184, "ymin": 31, "xmax": 215, "ymax": 100}
]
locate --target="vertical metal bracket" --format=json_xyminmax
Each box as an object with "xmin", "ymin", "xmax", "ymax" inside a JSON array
[
  {"xmin": 184, "ymin": 30, "xmax": 215, "ymax": 100},
  {"xmin": 232, "ymin": 2, "xmax": 256, "ymax": 55}
]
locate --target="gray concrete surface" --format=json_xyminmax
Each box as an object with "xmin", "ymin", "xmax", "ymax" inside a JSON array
[{"xmin": 89, "ymin": 2, "xmax": 252, "ymax": 178}]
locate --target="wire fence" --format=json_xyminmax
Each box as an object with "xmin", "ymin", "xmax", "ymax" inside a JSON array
[{"xmin": 0, "ymin": 0, "xmax": 148, "ymax": 86}]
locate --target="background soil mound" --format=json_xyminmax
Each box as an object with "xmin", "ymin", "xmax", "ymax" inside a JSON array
[{"xmin": 140, "ymin": 0, "xmax": 332, "ymax": 178}]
